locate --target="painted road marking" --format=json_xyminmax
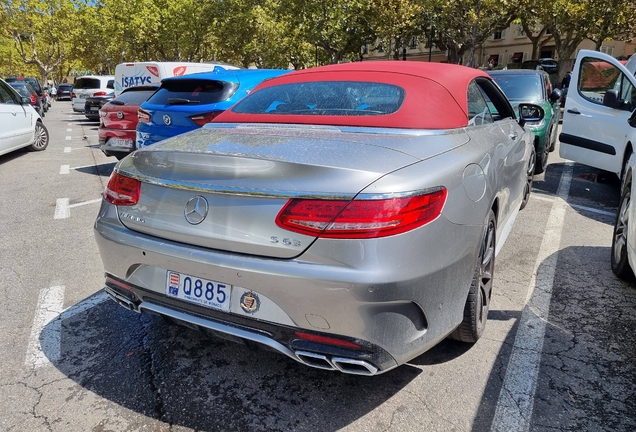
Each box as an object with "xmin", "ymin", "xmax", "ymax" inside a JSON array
[
  {"xmin": 60, "ymin": 165, "xmax": 70, "ymax": 175},
  {"xmin": 491, "ymin": 162, "xmax": 574, "ymax": 432},
  {"xmin": 70, "ymin": 162, "xmax": 113, "ymax": 171},
  {"xmin": 531, "ymin": 194, "xmax": 614, "ymax": 217},
  {"xmin": 54, "ymin": 198, "xmax": 70, "ymax": 219},
  {"xmin": 54, "ymin": 197, "xmax": 101, "ymax": 219},
  {"xmin": 64, "ymin": 147, "xmax": 72, "ymax": 153},
  {"xmin": 25, "ymin": 286, "xmax": 64, "ymax": 368},
  {"xmin": 25, "ymin": 288, "xmax": 108, "ymax": 369},
  {"xmin": 65, "ymin": 136, "xmax": 72, "ymax": 140},
  {"xmin": 66, "ymin": 128, "xmax": 72, "ymax": 132}
]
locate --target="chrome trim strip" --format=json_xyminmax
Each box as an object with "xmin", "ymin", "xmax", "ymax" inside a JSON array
[{"xmin": 137, "ymin": 301, "xmax": 299, "ymax": 361}]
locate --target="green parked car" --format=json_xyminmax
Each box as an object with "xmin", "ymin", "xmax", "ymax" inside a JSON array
[{"xmin": 489, "ymin": 70, "xmax": 562, "ymax": 174}]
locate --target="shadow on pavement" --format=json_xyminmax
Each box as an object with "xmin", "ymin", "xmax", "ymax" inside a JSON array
[{"xmin": 74, "ymin": 162, "xmax": 116, "ymax": 177}]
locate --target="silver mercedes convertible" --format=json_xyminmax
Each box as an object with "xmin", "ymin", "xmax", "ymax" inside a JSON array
[{"xmin": 95, "ymin": 61, "xmax": 540, "ymax": 375}]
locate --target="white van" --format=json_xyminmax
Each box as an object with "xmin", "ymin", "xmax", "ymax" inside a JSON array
[
  {"xmin": 72, "ymin": 75, "xmax": 115, "ymax": 112},
  {"xmin": 113, "ymin": 62, "xmax": 241, "ymax": 95}
]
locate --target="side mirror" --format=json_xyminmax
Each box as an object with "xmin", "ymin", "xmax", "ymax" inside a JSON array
[
  {"xmin": 20, "ymin": 96, "xmax": 31, "ymax": 105},
  {"xmin": 550, "ymin": 88, "xmax": 562, "ymax": 103},
  {"xmin": 628, "ymin": 110, "xmax": 636, "ymax": 128},
  {"xmin": 603, "ymin": 89, "xmax": 621, "ymax": 108},
  {"xmin": 518, "ymin": 103, "xmax": 545, "ymax": 127}
]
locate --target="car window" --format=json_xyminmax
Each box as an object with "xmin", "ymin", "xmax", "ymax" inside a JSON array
[
  {"xmin": 476, "ymin": 77, "xmax": 516, "ymax": 120},
  {"xmin": 74, "ymin": 78, "xmax": 102, "ymax": 89},
  {"xmin": 490, "ymin": 75, "xmax": 543, "ymax": 102},
  {"xmin": 147, "ymin": 79, "xmax": 238, "ymax": 105},
  {"xmin": 231, "ymin": 81, "xmax": 405, "ymax": 116},
  {"xmin": 467, "ymin": 81, "xmax": 494, "ymax": 126},
  {"xmin": 577, "ymin": 56, "xmax": 632, "ymax": 105},
  {"xmin": 108, "ymin": 89, "xmax": 156, "ymax": 106},
  {"xmin": 107, "ymin": 80, "xmax": 114, "ymax": 89},
  {"xmin": 9, "ymin": 83, "xmax": 31, "ymax": 98},
  {"xmin": 0, "ymin": 81, "xmax": 18, "ymax": 104}
]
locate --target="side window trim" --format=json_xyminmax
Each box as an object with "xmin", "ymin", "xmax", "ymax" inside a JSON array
[{"xmin": 475, "ymin": 77, "xmax": 516, "ymax": 121}]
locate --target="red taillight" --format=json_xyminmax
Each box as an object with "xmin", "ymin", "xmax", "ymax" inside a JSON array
[
  {"xmin": 103, "ymin": 172, "xmax": 141, "ymax": 206},
  {"xmin": 276, "ymin": 188, "xmax": 447, "ymax": 239},
  {"xmin": 294, "ymin": 332, "xmax": 362, "ymax": 349},
  {"xmin": 138, "ymin": 108, "xmax": 151, "ymax": 123},
  {"xmin": 71, "ymin": 92, "xmax": 76, "ymax": 98},
  {"xmin": 93, "ymin": 91, "xmax": 107, "ymax": 96},
  {"xmin": 30, "ymin": 94, "xmax": 37, "ymax": 105},
  {"xmin": 188, "ymin": 110, "xmax": 224, "ymax": 126}
]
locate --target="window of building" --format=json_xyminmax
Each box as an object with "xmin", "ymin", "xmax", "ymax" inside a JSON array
[
  {"xmin": 601, "ymin": 46, "xmax": 614, "ymax": 56},
  {"xmin": 516, "ymin": 26, "xmax": 525, "ymax": 38},
  {"xmin": 493, "ymin": 29, "xmax": 507, "ymax": 40},
  {"xmin": 511, "ymin": 52, "xmax": 524, "ymax": 63}
]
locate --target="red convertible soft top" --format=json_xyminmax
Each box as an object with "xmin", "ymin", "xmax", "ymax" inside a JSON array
[{"xmin": 214, "ymin": 62, "xmax": 490, "ymax": 129}]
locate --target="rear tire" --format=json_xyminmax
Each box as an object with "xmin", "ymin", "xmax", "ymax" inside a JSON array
[
  {"xmin": 520, "ymin": 149, "xmax": 535, "ymax": 210},
  {"xmin": 611, "ymin": 185, "xmax": 635, "ymax": 281},
  {"xmin": 534, "ymin": 136, "xmax": 549, "ymax": 175},
  {"xmin": 30, "ymin": 121, "xmax": 49, "ymax": 151},
  {"xmin": 450, "ymin": 209, "xmax": 496, "ymax": 342}
]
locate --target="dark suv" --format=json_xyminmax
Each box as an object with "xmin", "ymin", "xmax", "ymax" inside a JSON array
[{"xmin": 5, "ymin": 77, "xmax": 47, "ymax": 113}]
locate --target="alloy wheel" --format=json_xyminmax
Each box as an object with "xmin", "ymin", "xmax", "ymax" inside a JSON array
[{"xmin": 613, "ymin": 192, "xmax": 630, "ymax": 265}]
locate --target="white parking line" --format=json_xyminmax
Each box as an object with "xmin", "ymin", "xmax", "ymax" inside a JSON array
[
  {"xmin": 533, "ymin": 192, "xmax": 615, "ymax": 217},
  {"xmin": 64, "ymin": 147, "xmax": 72, "ymax": 153},
  {"xmin": 70, "ymin": 162, "xmax": 113, "ymax": 170},
  {"xmin": 66, "ymin": 128, "xmax": 72, "ymax": 132},
  {"xmin": 54, "ymin": 198, "xmax": 70, "ymax": 219},
  {"xmin": 68, "ymin": 198, "xmax": 102, "ymax": 208},
  {"xmin": 53, "ymin": 197, "xmax": 101, "ymax": 219},
  {"xmin": 25, "ymin": 286, "xmax": 65, "ymax": 369},
  {"xmin": 60, "ymin": 165, "xmax": 70, "ymax": 175},
  {"xmin": 65, "ymin": 136, "xmax": 72, "ymax": 140},
  {"xmin": 491, "ymin": 162, "xmax": 574, "ymax": 432},
  {"xmin": 25, "ymin": 288, "xmax": 109, "ymax": 369}
]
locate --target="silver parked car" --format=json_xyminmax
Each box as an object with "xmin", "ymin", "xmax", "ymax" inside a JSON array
[{"xmin": 95, "ymin": 62, "xmax": 539, "ymax": 375}]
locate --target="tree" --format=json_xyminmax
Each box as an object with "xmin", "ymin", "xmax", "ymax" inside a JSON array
[
  {"xmin": 423, "ymin": 0, "xmax": 515, "ymax": 65},
  {"xmin": 281, "ymin": 0, "xmax": 374, "ymax": 64},
  {"xmin": 0, "ymin": 0, "xmax": 79, "ymax": 84},
  {"xmin": 368, "ymin": 0, "xmax": 424, "ymax": 60},
  {"xmin": 585, "ymin": 0, "xmax": 636, "ymax": 51}
]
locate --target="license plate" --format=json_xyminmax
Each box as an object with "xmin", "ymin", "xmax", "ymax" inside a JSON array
[
  {"xmin": 166, "ymin": 271, "xmax": 231, "ymax": 312},
  {"xmin": 79, "ymin": 94, "xmax": 85, "ymax": 99},
  {"xmin": 108, "ymin": 138, "xmax": 133, "ymax": 149},
  {"xmin": 89, "ymin": 106, "xmax": 99, "ymax": 111}
]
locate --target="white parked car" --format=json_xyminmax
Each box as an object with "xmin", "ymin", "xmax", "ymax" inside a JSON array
[
  {"xmin": 560, "ymin": 49, "xmax": 636, "ymax": 180},
  {"xmin": 0, "ymin": 78, "xmax": 49, "ymax": 156},
  {"xmin": 71, "ymin": 75, "xmax": 115, "ymax": 112}
]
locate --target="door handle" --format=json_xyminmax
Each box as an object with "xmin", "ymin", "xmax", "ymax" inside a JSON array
[
  {"xmin": 567, "ymin": 109, "xmax": 580, "ymax": 114},
  {"xmin": 509, "ymin": 132, "xmax": 518, "ymax": 140}
]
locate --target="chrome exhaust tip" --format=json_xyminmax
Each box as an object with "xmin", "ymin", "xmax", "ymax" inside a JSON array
[
  {"xmin": 295, "ymin": 351, "xmax": 336, "ymax": 371},
  {"xmin": 331, "ymin": 357, "xmax": 378, "ymax": 376},
  {"xmin": 104, "ymin": 287, "xmax": 139, "ymax": 312}
]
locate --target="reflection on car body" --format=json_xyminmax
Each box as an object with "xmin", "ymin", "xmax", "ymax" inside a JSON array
[{"xmin": 95, "ymin": 62, "xmax": 539, "ymax": 375}]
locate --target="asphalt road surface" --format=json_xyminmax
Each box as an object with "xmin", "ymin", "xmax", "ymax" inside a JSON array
[{"xmin": 1, "ymin": 103, "xmax": 634, "ymax": 431}]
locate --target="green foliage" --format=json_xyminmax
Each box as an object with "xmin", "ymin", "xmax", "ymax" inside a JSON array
[{"xmin": 1, "ymin": 0, "xmax": 635, "ymax": 81}]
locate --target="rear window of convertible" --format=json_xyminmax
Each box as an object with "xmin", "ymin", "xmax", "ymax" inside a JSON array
[{"xmin": 231, "ymin": 81, "xmax": 405, "ymax": 116}]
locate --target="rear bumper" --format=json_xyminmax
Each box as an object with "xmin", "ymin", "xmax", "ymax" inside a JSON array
[
  {"xmin": 99, "ymin": 129, "xmax": 136, "ymax": 157},
  {"xmin": 94, "ymin": 200, "xmax": 482, "ymax": 373}
]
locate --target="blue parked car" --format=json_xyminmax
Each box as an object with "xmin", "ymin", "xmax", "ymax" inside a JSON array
[{"xmin": 136, "ymin": 68, "xmax": 291, "ymax": 148}]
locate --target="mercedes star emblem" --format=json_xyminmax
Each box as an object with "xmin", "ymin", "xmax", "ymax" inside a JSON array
[{"xmin": 184, "ymin": 196, "xmax": 209, "ymax": 225}]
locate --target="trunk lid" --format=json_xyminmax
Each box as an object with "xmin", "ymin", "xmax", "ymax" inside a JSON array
[{"xmin": 115, "ymin": 123, "xmax": 468, "ymax": 258}]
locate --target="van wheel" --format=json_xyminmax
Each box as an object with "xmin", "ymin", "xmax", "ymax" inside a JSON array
[
  {"xmin": 30, "ymin": 122, "xmax": 49, "ymax": 151},
  {"xmin": 450, "ymin": 210, "xmax": 496, "ymax": 342},
  {"xmin": 611, "ymin": 184, "xmax": 635, "ymax": 281}
]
